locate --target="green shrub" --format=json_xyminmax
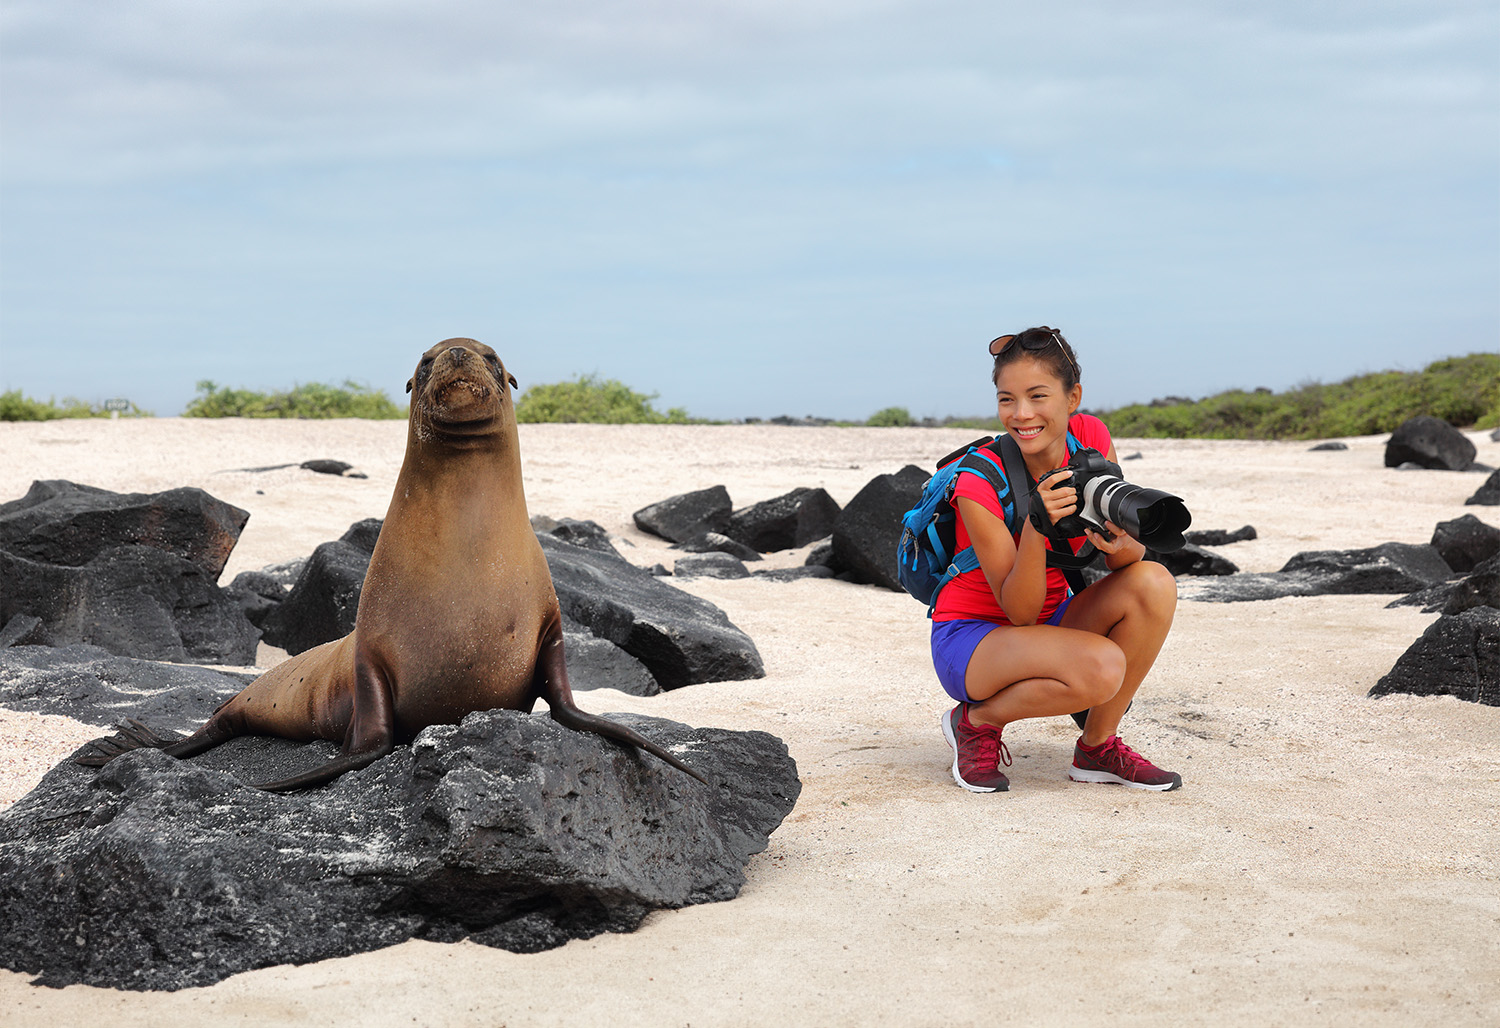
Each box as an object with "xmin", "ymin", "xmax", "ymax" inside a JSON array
[
  {"xmin": 514, "ymin": 374, "xmax": 692, "ymax": 424},
  {"xmin": 0, "ymin": 390, "xmax": 150, "ymax": 421},
  {"xmin": 865, "ymin": 406, "xmax": 915, "ymax": 427},
  {"xmin": 183, "ymin": 380, "xmax": 406, "ymax": 419},
  {"xmin": 1099, "ymin": 353, "xmax": 1500, "ymax": 439}
]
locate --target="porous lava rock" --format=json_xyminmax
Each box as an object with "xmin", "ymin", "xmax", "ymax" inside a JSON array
[
  {"xmin": 0, "ymin": 546, "xmax": 259, "ymax": 665},
  {"xmin": 537, "ymin": 534, "xmax": 764, "ymax": 690},
  {"xmin": 300, "ymin": 459, "xmax": 366, "ymax": 478},
  {"xmin": 674, "ymin": 532, "xmax": 762, "ymax": 562},
  {"xmin": 1431, "ymin": 514, "xmax": 1500, "ymax": 573},
  {"xmin": 559, "ymin": 623, "xmax": 660, "ymax": 696},
  {"xmin": 752, "ymin": 565, "xmax": 837, "ymax": 583},
  {"xmin": 724, "ymin": 488, "xmax": 842, "ymax": 553},
  {"xmin": 1441, "ymin": 554, "xmax": 1500, "ymax": 615},
  {"xmin": 259, "ymin": 520, "xmax": 381, "ymax": 656},
  {"xmin": 673, "ymin": 553, "xmax": 751, "ymax": 580},
  {"xmin": 224, "ymin": 570, "xmax": 289, "ymax": 629},
  {"xmin": 1184, "ymin": 526, "xmax": 1257, "ymax": 546},
  {"xmin": 1181, "ymin": 543, "xmax": 1453, "ymax": 603},
  {"xmin": 1384, "ymin": 416, "xmax": 1477, "ymax": 471},
  {"xmin": 0, "ymin": 615, "xmax": 45, "ymax": 649},
  {"xmin": 1146, "ymin": 543, "xmax": 1238, "ymax": 577},
  {"xmin": 533, "ymin": 517, "xmax": 622, "ymax": 557},
  {"xmin": 0, "ymin": 479, "xmax": 247, "ymax": 579},
  {"xmin": 829, "ymin": 465, "xmax": 929, "ymax": 591},
  {"xmin": 0, "ymin": 481, "xmax": 258, "ymax": 664},
  {"xmin": 1466, "ymin": 470, "xmax": 1500, "ymax": 507},
  {"xmin": 0, "ymin": 644, "xmax": 251, "ymax": 731},
  {"xmin": 632, "ymin": 486, "xmax": 732, "ymax": 544},
  {"xmin": 1369, "ymin": 606, "xmax": 1500, "ymax": 706},
  {"xmin": 0, "ymin": 708, "xmax": 800, "ymax": 991}
]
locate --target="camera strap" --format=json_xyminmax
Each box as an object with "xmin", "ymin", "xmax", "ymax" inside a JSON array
[{"xmin": 995, "ymin": 434, "xmax": 1096, "ymax": 595}]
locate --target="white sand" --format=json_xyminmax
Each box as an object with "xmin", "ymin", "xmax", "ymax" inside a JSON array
[{"xmin": 1, "ymin": 418, "xmax": 1497, "ymax": 1026}]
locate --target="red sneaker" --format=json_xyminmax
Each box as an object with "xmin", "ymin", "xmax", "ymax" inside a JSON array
[
  {"xmin": 1069, "ymin": 736, "xmax": 1181, "ymax": 791},
  {"xmin": 941, "ymin": 704, "xmax": 1011, "ymax": 793}
]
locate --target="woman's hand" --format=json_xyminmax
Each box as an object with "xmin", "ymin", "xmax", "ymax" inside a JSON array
[
  {"xmin": 1033, "ymin": 469, "xmax": 1079, "ymax": 530},
  {"xmin": 1086, "ymin": 520, "xmax": 1146, "ymax": 568}
]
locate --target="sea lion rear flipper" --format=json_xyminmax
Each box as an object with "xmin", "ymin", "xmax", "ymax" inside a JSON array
[
  {"xmin": 535, "ymin": 622, "xmax": 709, "ymax": 785},
  {"xmin": 253, "ymin": 656, "xmax": 397, "ymax": 792}
]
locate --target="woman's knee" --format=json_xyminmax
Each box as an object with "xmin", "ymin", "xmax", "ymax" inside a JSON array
[
  {"xmin": 1119, "ymin": 558, "xmax": 1178, "ymax": 617},
  {"xmin": 1077, "ymin": 639, "xmax": 1126, "ymax": 704}
]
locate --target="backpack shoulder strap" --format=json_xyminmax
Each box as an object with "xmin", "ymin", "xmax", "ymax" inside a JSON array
[{"xmin": 997, "ymin": 433, "xmax": 1095, "ymax": 592}]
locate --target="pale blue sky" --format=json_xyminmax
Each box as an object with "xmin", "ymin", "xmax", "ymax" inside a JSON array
[{"xmin": 1, "ymin": 1, "xmax": 1496, "ymax": 420}]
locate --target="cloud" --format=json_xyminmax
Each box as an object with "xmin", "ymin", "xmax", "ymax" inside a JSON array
[{"xmin": 1, "ymin": 1, "xmax": 1495, "ymax": 418}]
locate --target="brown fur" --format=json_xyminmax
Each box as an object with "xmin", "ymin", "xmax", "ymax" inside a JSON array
[{"xmin": 80, "ymin": 339, "xmax": 704, "ymax": 789}]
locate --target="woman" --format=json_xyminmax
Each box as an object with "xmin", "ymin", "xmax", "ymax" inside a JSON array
[{"xmin": 931, "ymin": 326, "xmax": 1181, "ymax": 793}]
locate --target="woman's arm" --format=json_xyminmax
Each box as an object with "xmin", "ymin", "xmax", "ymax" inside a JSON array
[{"xmin": 956, "ymin": 469, "xmax": 1081, "ymax": 626}]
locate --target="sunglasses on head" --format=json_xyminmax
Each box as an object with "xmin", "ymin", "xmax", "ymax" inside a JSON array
[{"xmin": 988, "ymin": 327, "xmax": 1080, "ymax": 380}]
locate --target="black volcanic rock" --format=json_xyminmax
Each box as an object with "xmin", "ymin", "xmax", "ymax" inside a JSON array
[
  {"xmin": 1146, "ymin": 543, "xmax": 1238, "ymax": 577},
  {"xmin": 673, "ymin": 553, "xmax": 751, "ymax": 580},
  {"xmin": 674, "ymin": 532, "xmax": 762, "ymax": 562},
  {"xmin": 1183, "ymin": 543, "xmax": 1453, "ymax": 603},
  {"xmin": 538, "ymin": 534, "xmax": 764, "ymax": 690},
  {"xmin": 1431, "ymin": 514, "xmax": 1500, "ymax": 573},
  {"xmin": 0, "ymin": 480, "xmax": 248, "ymax": 579},
  {"xmin": 0, "ymin": 481, "xmax": 258, "ymax": 664},
  {"xmin": 632, "ymin": 486, "xmax": 732, "ymax": 544},
  {"xmin": 224, "ymin": 571, "xmax": 290, "ymax": 629},
  {"xmin": 724, "ymin": 488, "xmax": 842, "ymax": 553},
  {"xmin": 0, "ymin": 644, "xmax": 251, "ymax": 731},
  {"xmin": 258, "ymin": 539, "xmax": 372, "ymax": 656},
  {"xmin": 1369, "ymin": 607, "xmax": 1500, "ymax": 706},
  {"xmin": 752, "ymin": 565, "xmax": 837, "ymax": 583},
  {"xmin": 559, "ymin": 623, "xmax": 660, "ymax": 696},
  {"xmin": 1384, "ymin": 416, "xmax": 1477, "ymax": 471},
  {"xmin": 0, "ymin": 709, "xmax": 800, "ymax": 991},
  {"xmin": 0, "ymin": 546, "xmax": 259, "ymax": 665},
  {"xmin": 1184, "ymin": 526, "xmax": 1257, "ymax": 547},
  {"xmin": 1442, "ymin": 554, "xmax": 1500, "ymax": 615},
  {"xmin": 1465, "ymin": 470, "xmax": 1500, "ymax": 506},
  {"xmin": 829, "ymin": 465, "xmax": 929, "ymax": 591},
  {"xmin": 534, "ymin": 517, "xmax": 622, "ymax": 557}
]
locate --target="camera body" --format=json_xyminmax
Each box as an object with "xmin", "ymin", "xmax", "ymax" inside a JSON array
[{"xmin": 1045, "ymin": 447, "xmax": 1191, "ymax": 553}]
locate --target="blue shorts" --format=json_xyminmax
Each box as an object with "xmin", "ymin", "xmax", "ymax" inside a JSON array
[{"xmin": 929, "ymin": 597, "xmax": 1073, "ymax": 704}]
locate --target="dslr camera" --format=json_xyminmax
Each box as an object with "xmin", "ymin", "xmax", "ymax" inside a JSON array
[{"xmin": 1040, "ymin": 448, "xmax": 1191, "ymax": 552}]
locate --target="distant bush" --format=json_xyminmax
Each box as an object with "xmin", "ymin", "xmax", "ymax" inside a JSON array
[
  {"xmin": 183, "ymin": 380, "xmax": 406, "ymax": 419},
  {"xmin": 515, "ymin": 374, "xmax": 692, "ymax": 424},
  {"xmin": 0, "ymin": 390, "xmax": 151, "ymax": 421},
  {"xmin": 1099, "ymin": 353, "xmax": 1500, "ymax": 439},
  {"xmin": 865, "ymin": 406, "xmax": 915, "ymax": 427}
]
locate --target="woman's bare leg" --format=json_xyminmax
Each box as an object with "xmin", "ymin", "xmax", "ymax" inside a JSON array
[
  {"xmin": 963, "ymin": 625, "xmax": 1125, "ymax": 728},
  {"xmin": 1057, "ymin": 559, "xmax": 1177, "ymax": 745}
]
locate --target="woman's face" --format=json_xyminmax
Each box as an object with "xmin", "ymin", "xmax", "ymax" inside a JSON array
[{"xmin": 994, "ymin": 356, "xmax": 1082, "ymax": 461}]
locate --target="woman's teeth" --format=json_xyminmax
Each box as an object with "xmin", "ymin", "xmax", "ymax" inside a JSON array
[{"xmin": 1013, "ymin": 426, "xmax": 1043, "ymax": 438}]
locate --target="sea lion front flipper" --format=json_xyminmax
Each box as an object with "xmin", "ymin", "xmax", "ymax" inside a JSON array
[
  {"xmin": 253, "ymin": 656, "xmax": 397, "ymax": 792},
  {"xmin": 535, "ymin": 620, "xmax": 709, "ymax": 785}
]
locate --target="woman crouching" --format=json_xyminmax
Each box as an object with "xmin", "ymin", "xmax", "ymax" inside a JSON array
[{"xmin": 932, "ymin": 327, "xmax": 1181, "ymax": 793}]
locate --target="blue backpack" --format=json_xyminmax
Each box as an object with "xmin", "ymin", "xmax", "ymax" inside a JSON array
[{"xmin": 896, "ymin": 432, "xmax": 1095, "ymax": 616}]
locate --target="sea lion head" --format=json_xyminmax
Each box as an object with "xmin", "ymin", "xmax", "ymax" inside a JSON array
[{"xmin": 406, "ymin": 338, "xmax": 519, "ymax": 441}]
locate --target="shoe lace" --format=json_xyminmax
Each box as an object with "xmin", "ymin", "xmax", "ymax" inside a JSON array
[
  {"xmin": 972, "ymin": 723, "xmax": 1012, "ymax": 769},
  {"xmin": 1101, "ymin": 736, "xmax": 1151, "ymax": 771}
]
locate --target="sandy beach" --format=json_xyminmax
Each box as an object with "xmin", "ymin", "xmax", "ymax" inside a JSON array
[{"xmin": 1, "ymin": 418, "xmax": 1496, "ymax": 1026}]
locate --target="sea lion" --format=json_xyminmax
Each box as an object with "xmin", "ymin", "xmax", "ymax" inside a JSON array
[{"xmin": 80, "ymin": 338, "xmax": 704, "ymax": 791}]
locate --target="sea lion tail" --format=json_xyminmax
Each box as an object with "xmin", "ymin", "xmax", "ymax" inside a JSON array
[
  {"xmin": 546, "ymin": 701, "xmax": 710, "ymax": 786},
  {"xmin": 74, "ymin": 719, "xmax": 184, "ymax": 767}
]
